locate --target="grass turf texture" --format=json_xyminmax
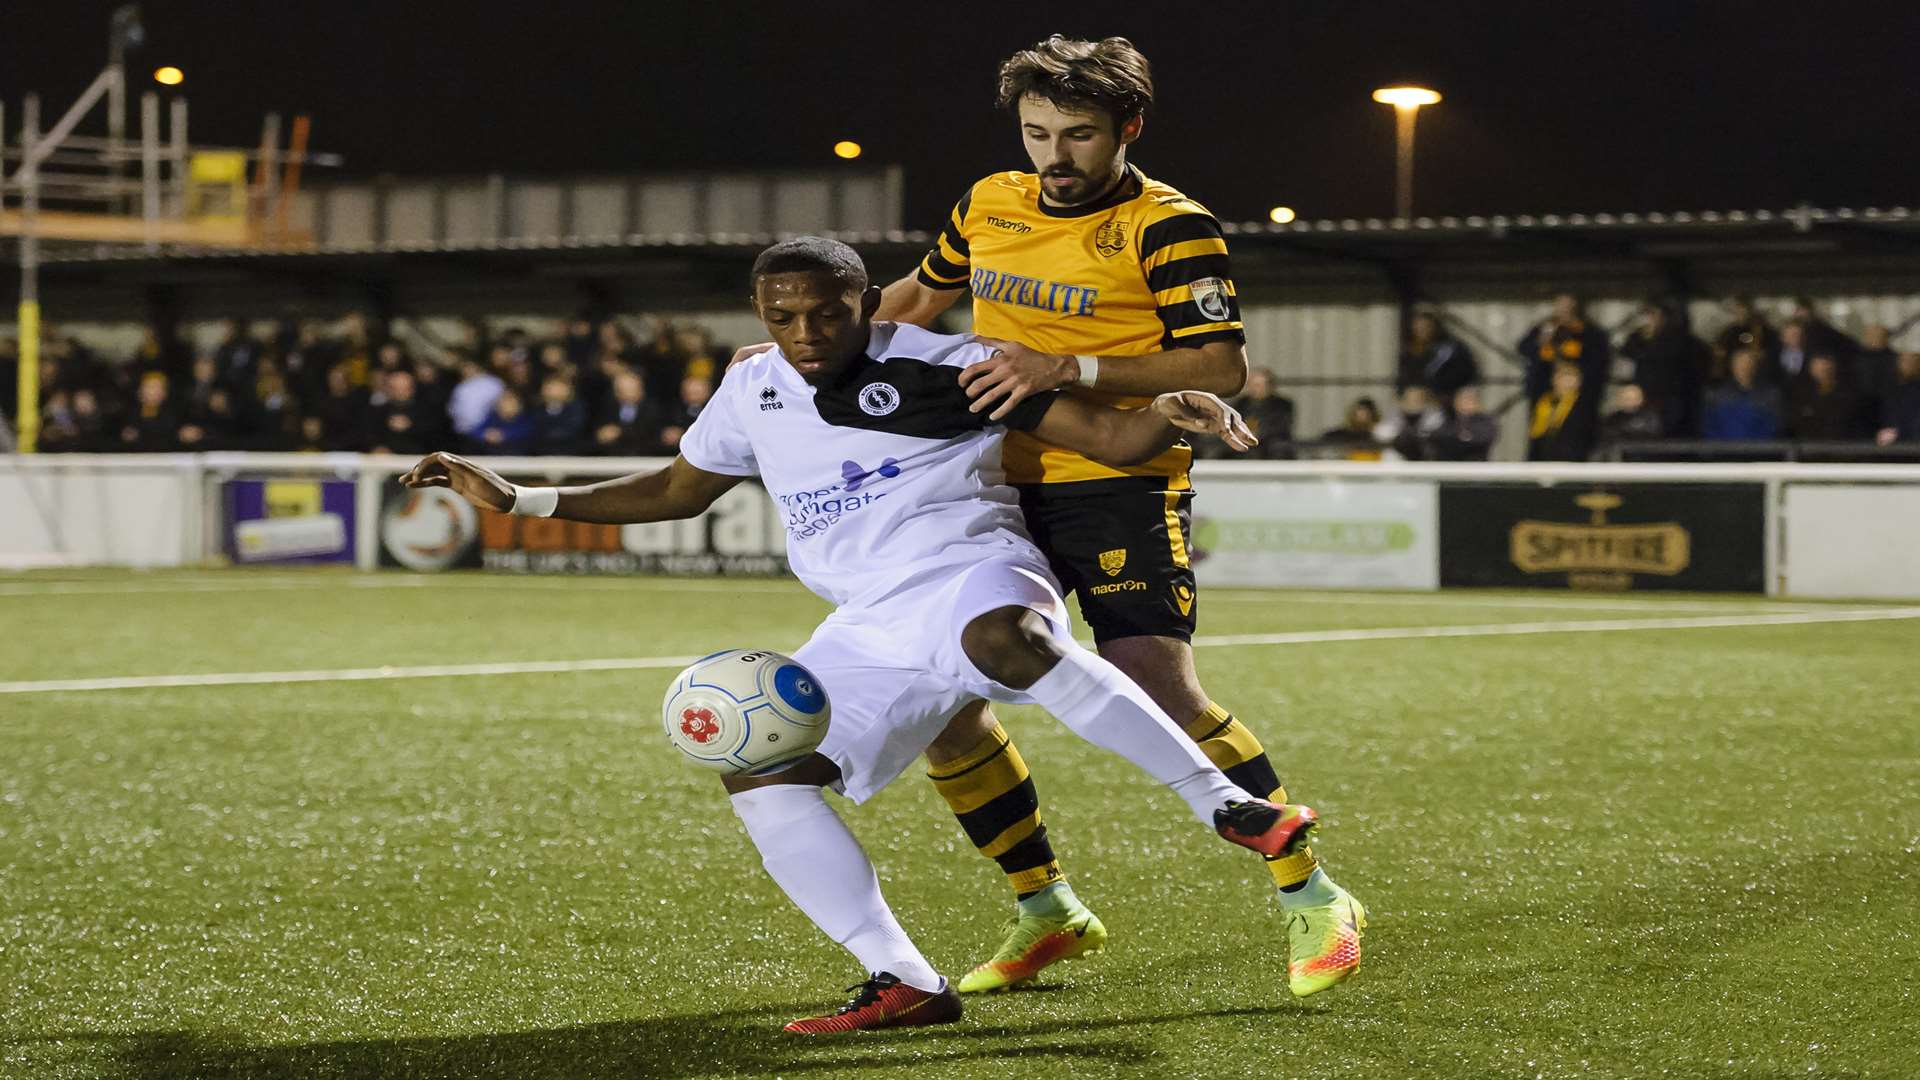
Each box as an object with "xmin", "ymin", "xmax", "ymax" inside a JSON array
[{"xmin": 2, "ymin": 569, "xmax": 1917, "ymax": 1079}]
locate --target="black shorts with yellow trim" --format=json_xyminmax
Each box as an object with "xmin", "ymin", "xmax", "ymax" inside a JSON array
[{"xmin": 1016, "ymin": 475, "xmax": 1197, "ymax": 644}]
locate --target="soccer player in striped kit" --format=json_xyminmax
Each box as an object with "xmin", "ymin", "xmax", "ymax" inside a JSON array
[{"xmin": 877, "ymin": 35, "xmax": 1366, "ymax": 998}]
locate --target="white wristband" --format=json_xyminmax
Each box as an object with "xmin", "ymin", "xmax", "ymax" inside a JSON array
[
  {"xmin": 509, "ymin": 485, "xmax": 559, "ymax": 518},
  {"xmin": 1074, "ymin": 355, "xmax": 1099, "ymax": 386}
]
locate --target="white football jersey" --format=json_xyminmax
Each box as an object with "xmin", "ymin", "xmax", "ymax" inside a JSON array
[{"xmin": 678, "ymin": 322, "xmax": 1057, "ymax": 606}]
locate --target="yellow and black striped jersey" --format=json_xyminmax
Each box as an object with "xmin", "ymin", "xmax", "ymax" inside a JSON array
[{"xmin": 914, "ymin": 164, "xmax": 1244, "ymax": 485}]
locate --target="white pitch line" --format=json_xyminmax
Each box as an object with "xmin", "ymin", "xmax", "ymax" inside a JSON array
[
  {"xmin": 0, "ymin": 580, "xmax": 400, "ymax": 598},
  {"xmin": 1199, "ymin": 591, "xmax": 1827, "ymax": 615},
  {"xmin": 1188, "ymin": 606, "xmax": 1920, "ymax": 648},
  {"xmin": 0, "ymin": 577, "xmax": 815, "ymax": 599},
  {"xmin": 0, "ymin": 654, "xmax": 709, "ymax": 695},
  {"xmin": 0, "ymin": 575, "xmax": 1841, "ymax": 612},
  {"xmin": 6, "ymin": 606, "xmax": 1919, "ymax": 697}
]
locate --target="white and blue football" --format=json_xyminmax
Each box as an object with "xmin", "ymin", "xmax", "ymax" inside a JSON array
[{"xmin": 661, "ymin": 649, "xmax": 830, "ymax": 775}]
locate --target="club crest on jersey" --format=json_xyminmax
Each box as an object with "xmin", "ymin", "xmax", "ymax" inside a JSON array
[
  {"xmin": 1190, "ymin": 277, "xmax": 1232, "ymax": 322},
  {"xmin": 858, "ymin": 382, "xmax": 901, "ymax": 416},
  {"xmin": 1099, "ymin": 548, "xmax": 1128, "ymax": 576},
  {"xmin": 1095, "ymin": 219, "xmax": 1129, "ymax": 258}
]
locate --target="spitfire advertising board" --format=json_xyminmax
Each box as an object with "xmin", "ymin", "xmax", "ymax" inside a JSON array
[{"xmin": 1438, "ymin": 482, "xmax": 1764, "ymax": 592}]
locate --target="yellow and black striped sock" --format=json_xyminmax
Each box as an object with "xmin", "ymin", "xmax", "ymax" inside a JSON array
[
  {"xmin": 927, "ymin": 724, "xmax": 1063, "ymax": 899},
  {"xmin": 1184, "ymin": 702, "xmax": 1319, "ymax": 890}
]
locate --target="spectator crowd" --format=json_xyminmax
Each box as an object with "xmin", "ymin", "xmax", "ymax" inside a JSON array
[
  {"xmin": 1235, "ymin": 295, "xmax": 1920, "ymax": 462},
  {"xmin": 4, "ymin": 295, "xmax": 1917, "ymax": 463},
  {"xmin": 0, "ymin": 315, "xmax": 730, "ymax": 457},
  {"xmin": 1509, "ymin": 293, "xmax": 1920, "ymax": 461}
]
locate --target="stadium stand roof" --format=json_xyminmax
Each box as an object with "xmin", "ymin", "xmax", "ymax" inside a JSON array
[{"xmin": 10, "ymin": 203, "xmax": 1919, "ymax": 270}]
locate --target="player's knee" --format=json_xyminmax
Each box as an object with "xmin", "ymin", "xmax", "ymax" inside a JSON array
[
  {"xmin": 961, "ymin": 606, "xmax": 1062, "ymax": 691},
  {"xmin": 928, "ymin": 699, "xmax": 998, "ymax": 764},
  {"xmin": 1098, "ymin": 634, "xmax": 1207, "ymax": 718}
]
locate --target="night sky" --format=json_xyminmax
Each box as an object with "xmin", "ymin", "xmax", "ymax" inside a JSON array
[{"xmin": 8, "ymin": 1, "xmax": 1919, "ymax": 230}]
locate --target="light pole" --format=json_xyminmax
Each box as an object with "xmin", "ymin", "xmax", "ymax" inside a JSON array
[
  {"xmin": 1371, "ymin": 86, "xmax": 1441, "ymax": 219},
  {"xmin": 107, "ymin": 6, "xmax": 144, "ymax": 214}
]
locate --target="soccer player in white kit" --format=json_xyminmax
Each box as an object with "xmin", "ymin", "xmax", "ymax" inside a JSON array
[{"xmin": 402, "ymin": 237, "xmax": 1324, "ymax": 1034}]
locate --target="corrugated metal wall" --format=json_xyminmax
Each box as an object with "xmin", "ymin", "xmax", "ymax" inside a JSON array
[
  {"xmin": 1240, "ymin": 301, "xmax": 1402, "ymax": 441},
  {"xmin": 286, "ymin": 168, "xmax": 903, "ymax": 247}
]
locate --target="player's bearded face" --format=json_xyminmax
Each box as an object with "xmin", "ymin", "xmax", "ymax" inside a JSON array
[
  {"xmin": 754, "ymin": 272, "xmax": 880, "ymax": 384},
  {"xmin": 1017, "ymin": 95, "xmax": 1135, "ymax": 206}
]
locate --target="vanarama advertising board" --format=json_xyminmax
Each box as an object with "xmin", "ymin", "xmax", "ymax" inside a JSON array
[
  {"xmin": 1439, "ymin": 482, "xmax": 1764, "ymax": 592},
  {"xmin": 1191, "ymin": 480, "xmax": 1439, "ymax": 589},
  {"xmin": 376, "ymin": 476, "xmax": 787, "ymax": 575}
]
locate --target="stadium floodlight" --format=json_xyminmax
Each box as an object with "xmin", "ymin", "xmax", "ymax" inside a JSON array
[
  {"xmin": 833, "ymin": 140, "xmax": 862, "ymax": 160},
  {"xmin": 1268, "ymin": 206, "xmax": 1297, "ymax": 224},
  {"xmin": 1371, "ymin": 86, "xmax": 1441, "ymax": 109},
  {"xmin": 1370, "ymin": 85, "xmax": 1441, "ymax": 219},
  {"xmin": 153, "ymin": 66, "xmax": 183, "ymax": 86}
]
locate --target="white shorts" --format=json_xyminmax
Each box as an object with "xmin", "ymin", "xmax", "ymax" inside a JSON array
[{"xmin": 796, "ymin": 553, "xmax": 1071, "ymax": 804}]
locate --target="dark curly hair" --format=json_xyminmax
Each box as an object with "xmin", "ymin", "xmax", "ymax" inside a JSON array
[
  {"xmin": 751, "ymin": 236, "xmax": 868, "ymax": 291},
  {"xmin": 996, "ymin": 35, "xmax": 1154, "ymax": 127}
]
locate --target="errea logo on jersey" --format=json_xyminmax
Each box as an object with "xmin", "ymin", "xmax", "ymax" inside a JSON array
[{"xmin": 759, "ymin": 387, "xmax": 783, "ymax": 411}]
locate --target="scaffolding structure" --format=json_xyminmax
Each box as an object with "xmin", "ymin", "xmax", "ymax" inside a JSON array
[{"xmin": 1, "ymin": 5, "xmax": 338, "ymax": 451}]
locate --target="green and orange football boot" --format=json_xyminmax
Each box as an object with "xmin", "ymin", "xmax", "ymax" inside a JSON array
[
  {"xmin": 1280, "ymin": 870, "xmax": 1367, "ymax": 997},
  {"xmin": 956, "ymin": 882, "xmax": 1108, "ymax": 993}
]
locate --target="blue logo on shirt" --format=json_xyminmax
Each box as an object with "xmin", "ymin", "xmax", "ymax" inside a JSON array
[
  {"xmin": 774, "ymin": 458, "xmax": 909, "ymax": 541},
  {"xmin": 841, "ymin": 458, "xmax": 901, "ymax": 491}
]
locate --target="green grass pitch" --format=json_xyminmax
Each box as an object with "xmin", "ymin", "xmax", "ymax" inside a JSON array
[{"xmin": 2, "ymin": 569, "xmax": 1917, "ymax": 1079}]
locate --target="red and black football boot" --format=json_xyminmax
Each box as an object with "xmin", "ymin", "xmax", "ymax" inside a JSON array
[
  {"xmin": 782, "ymin": 972, "xmax": 963, "ymax": 1034},
  {"xmin": 1213, "ymin": 800, "xmax": 1319, "ymax": 858}
]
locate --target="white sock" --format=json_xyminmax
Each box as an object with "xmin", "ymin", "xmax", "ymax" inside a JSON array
[
  {"xmin": 728, "ymin": 784, "xmax": 943, "ymax": 992},
  {"xmin": 1024, "ymin": 646, "xmax": 1252, "ymax": 825},
  {"xmin": 1277, "ymin": 867, "xmax": 1343, "ymax": 910}
]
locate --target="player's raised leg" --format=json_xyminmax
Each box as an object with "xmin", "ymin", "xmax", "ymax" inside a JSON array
[
  {"xmin": 925, "ymin": 701, "xmax": 1107, "ymax": 993},
  {"xmin": 1043, "ymin": 480, "xmax": 1366, "ymax": 997},
  {"xmin": 957, "ymin": 603, "xmax": 1313, "ymax": 850},
  {"xmin": 723, "ymin": 756, "xmax": 962, "ymax": 1033},
  {"xmin": 1101, "ymin": 633, "xmax": 1366, "ymax": 997}
]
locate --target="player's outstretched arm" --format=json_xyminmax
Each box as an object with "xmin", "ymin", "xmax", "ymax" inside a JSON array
[
  {"xmin": 1030, "ymin": 391, "xmax": 1256, "ymax": 467},
  {"xmin": 962, "ymin": 339, "xmax": 1249, "ymax": 421},
  {"xmin": 400, "ymin": 451, "xmax": 517, "ymax": 512},
  {"xmin": 874, "ymin": 273, "xmax": 965, "ymax": 327},
  {"xmin": 402, "ymin": 452, "xmax": 743, "ymax": 523}
]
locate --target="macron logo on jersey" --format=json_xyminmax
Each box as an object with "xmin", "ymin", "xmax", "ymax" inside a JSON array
[{"xmin": 969, "ymin": 266, "xmax": 1099, "ymax": 317}]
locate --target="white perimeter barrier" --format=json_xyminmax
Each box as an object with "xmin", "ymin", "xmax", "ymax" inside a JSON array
[{"xmin": 3, "ymin": 453, "xmax": 1918, "ymax": 599}]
